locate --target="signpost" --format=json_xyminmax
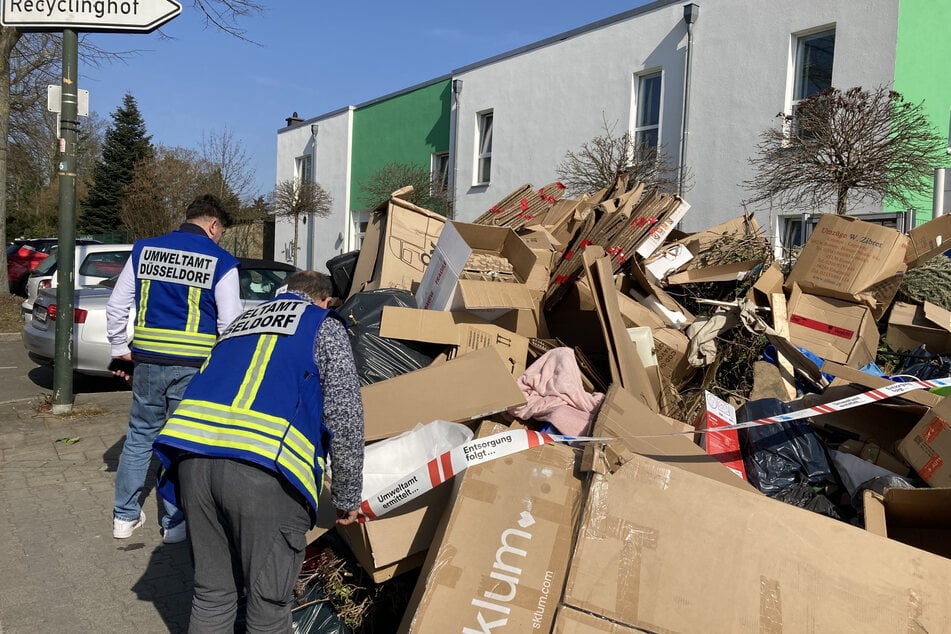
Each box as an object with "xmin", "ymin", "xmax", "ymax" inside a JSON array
[
  {"xmin": 1, "ymin": 1, "xmax": 181, "ymax": 412},
  {"xmin": 1, "ymin": 0, "xmax": 181, "ymax": 32}
]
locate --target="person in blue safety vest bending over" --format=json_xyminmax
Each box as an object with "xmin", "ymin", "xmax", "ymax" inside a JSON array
[
  {"xmin": 107, "ymin": 194, "xmax": 242, "ymax": 545},
  {"xmin": 153, "ymin": 270, "xmax": 366, "ymax": 633}
]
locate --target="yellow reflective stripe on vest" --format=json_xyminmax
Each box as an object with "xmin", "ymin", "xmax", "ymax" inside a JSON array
[
  {"xmin": 133, "ymin": 326, "xmax": 216, "ymax": 358},
  {"xmin": 173, "ymin": 399, "xmax": 291, "ymax": 436},
  {"xmin": 232, "ymin": 334, "xmax": 277, "ymax": 410},
  {"xmin": 167, "ymin": 397, "xmax": 321, "ymax": 502},
  {"xmin": 186, "ymin": 286, "xmax": 202, "ymax": 332},
  {"xmin": 136, "ymin": 279, "xmax": 150, "ymax": 328},
  {"xmin": 162, "ymin": 418, "xmax": 281, "ymax": 459}
]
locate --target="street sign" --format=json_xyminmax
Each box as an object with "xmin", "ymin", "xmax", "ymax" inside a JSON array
[{"xmin": 0, "ymin": 0, "xmax": 182, "ymax": 32}]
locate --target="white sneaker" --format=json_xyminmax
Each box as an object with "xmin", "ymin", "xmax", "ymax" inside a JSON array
[
  {"xmin": 162, "ymin": 521, "xmax": 187, "ymax": 544},
  {"xmin": 113, "ymin": 511, "xmax": 146, "ymax": 539}
]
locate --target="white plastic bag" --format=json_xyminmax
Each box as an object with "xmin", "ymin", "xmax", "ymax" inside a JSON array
[{"xmin": 360, "ymin": 420, "xmax": 473, "ymax": 500}]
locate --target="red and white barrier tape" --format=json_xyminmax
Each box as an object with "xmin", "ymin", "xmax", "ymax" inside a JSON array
[{"xmin": 355, "ymin": 377, "xmax": 951, "ymax": 521}]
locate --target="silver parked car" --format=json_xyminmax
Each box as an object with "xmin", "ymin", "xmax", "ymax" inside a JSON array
[{"xmin": 22, "ymin": 258, "xmax": 299, "ymax": 377}]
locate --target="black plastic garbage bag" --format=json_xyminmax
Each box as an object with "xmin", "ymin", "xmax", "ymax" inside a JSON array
[
  {"xmin": 773, "ymin": 480, "xmax": 842, "ymax": 519},
  {"xmin": 893, "ymin": 345, "xmax": 951, "ymax": 381},
  {"xmin": 292, "ymin": 582, "xmax": 353, "ymax": 634},
  {"xmin": 338, "ymin": 289, "xmax": 446, "ymax": 386},
  {"xmin": 737, "ymin": 398, "xmax": 834, "ymax": 497}
]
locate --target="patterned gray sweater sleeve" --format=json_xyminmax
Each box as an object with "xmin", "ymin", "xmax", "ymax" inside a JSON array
[{"xmin": 316, "ymin": 315, "xmax": 365, "ymax": 511}]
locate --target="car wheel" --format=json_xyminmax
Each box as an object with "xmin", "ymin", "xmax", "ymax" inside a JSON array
[{"xmin": 12, "ymin": 272, "xmax": 29, "ymax": 297}]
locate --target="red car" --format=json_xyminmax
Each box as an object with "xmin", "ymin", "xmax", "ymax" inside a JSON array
[{"xmin": 7, "ymin": 238, "xmax": 99, "ymax": 295}]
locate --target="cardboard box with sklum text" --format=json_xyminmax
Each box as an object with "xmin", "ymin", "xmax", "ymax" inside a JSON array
[
  {"xmin": 563, "ymin": 454, "xmax": 951, "ymax": 632},
  {"xmin": 784, "ymin": 213, "xmax": 908, "ymax": 319},
  {"xmin": 398, "ymin": 421, "xmax": 583, "ymax": 634},
  {"xmin": 348, "ymin": 187, "xmax": 446, "ymax": 298}
]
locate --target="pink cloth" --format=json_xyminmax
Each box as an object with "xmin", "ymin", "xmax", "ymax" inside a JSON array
[{"xmin": 508, "ymin": 347, "xmax": 604, "ymax": 436}]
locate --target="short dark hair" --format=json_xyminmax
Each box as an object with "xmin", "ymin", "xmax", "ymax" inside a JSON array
[
  {"xmin": 185, "ymin": 194, "xmax": 234, "ymax": 228},
  {"xmin": 286, "ymin": 271, "xmax": 334, "ymax": 303}
]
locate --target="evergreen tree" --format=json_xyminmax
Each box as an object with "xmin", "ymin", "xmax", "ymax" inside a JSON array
[{"xmin": 79, "ymin": 93, "xmax": 152, "ymax": 235}]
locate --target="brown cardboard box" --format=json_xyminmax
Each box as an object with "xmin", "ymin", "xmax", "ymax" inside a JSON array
[
  {"xmin": 886, "ymin": 301, "xmax": 951, "ymax": 353},
  {"xmin": 899, "ymin": 396, "xmax": 951, "ymax": 487},
  {"xmin": 563, "ymin": 454, "xmax": 951, "ymax": 632},
  {"xmin": 348, "ymin": 188, "xmax": 446, "ymax": 298},
  {"xmin": 786, "ymin": 284, "xmax": 878, "ymax": 366},
  {"xmin": 338, "ymin": 485, "xmax": 451, "ymax": 583},
  {"xmin": 553, "ymin": 606, "xmax": 641, "ymax": 633},
  {"xmin": 414, "ymin": 221, "xmax": 539, "ymax": 317},
  {"xmin": 864, "ymin": 487, "xmax": 951, "ymax": 560},
  {"xmin": 784, "ymin": 213, "xmax": 909, "ymax": 319},
  {"xmin": 666, "ymin": 259, "xmax": 761, "ymax": 285},
  {"xmin": 360, "ymin": 346, "xmax": 526, "ymax": 441},
  {"xmin": 906, "ymin": 214, "xmax": 951, "ymax": 268},
  {"xmin": 591, "ymin": 383, "xmax": 756, "ymax": 492},
  {"xmin": 398, "ymin": 421, "xmax": 584, "ymax": 633},
  {"xmin": 652, "ymin": 326, "xmax": 693, "ymax": 387},
  {"xmin": 838, "ymin": 438, "xmax": 911, "ymax": 477},
  {"xmin": 378, "ymin": 305, "xmax": 529, "ymax": 375}
]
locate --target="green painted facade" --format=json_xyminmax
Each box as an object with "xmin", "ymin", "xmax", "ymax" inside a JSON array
[
  {"xmin": 891, "ymin": 0, "xmax": 951, "ymax": 220},
  {"xmin": 350, "ymin": 80, "xmax": 452, "ymax": 210}
]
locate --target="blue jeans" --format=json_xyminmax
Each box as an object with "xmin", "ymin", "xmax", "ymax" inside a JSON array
[{"xmin": 113, "ymin": 362, "xmax": 198, "ymax": 530}]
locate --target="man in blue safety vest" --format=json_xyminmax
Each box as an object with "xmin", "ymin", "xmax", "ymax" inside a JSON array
[
  {"xmin": 153, "ymin": 270, "xmax": 365, "ymax": 632},
  {"xmin": 107, "ymin": 194, "xmax": 241, "ymax": 544}
]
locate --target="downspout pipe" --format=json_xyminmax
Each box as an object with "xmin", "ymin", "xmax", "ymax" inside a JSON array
[
  {"xmin": 448, "ymin": 79, "xmax": 463, "ymax": 220},
  {"xmin": 679, "ymin": 3, "xmax": 699, "ymax": 197}
]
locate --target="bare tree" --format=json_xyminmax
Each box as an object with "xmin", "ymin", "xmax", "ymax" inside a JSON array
[
  {"xmin": 121, "ymin": 146, "xmax": 207, "ymax": 240},
  {"xmin": 745, "ymin": 85, "xmax": 947, "ymax": 215},
  {"xmin": 360, "ymin": 162, "xmax": 448, "ymax": 215},
  {"xmin": 556, "ymin": 118, "xmax": 681, "ymax": 197},
  {"xmin": 270, "ymin": 179, "xmax": 333, "ymax": 266},
  {"xmin": 0, "ymin": 1, "xmax": 264, "ymax": 296}
]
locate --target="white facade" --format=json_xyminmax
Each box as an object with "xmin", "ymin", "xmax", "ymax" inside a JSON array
[
  {"xmin": 276, "ymin": 0, "xmax": 901, "ymax": 265},
  {"xmin": 449, "ymin": 0, "xmax": 899, "ymax": 232},
  {"xmin": 274, "ymin": 107, "xmax": 354, "ymax": 268}
]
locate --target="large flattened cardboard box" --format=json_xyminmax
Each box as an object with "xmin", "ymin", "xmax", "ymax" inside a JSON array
[
  {"xmin": 553, "ymin": 605, "xmax": 642, "ymax": 633},
  {"xmin": 786, "ymin": 284, "xmax": 878, "ymax": 367},
  {"xmin": 906, "ymin": 214, "xmax": 951, "ymax": 267},
  {"xmin": 398, "ymin": 421, "xmax": 583, "ymax": 634},
  {"xmin": 864, "ymin": 487, "xmax": 951, "ymax": 560},
  {"xmin": 899, "ymin": 395, "xmax": 951, "ymax": 488},
  {"xmin": 563, "ymin": 454, "xmax": 951, "ymax": 632},
  {"xmin": 360, "ymin": 346, "xmax": 526, "ymax": 442},
  {"xmin": 784, "ymin": 213, "xmax": 908, "ymax": 319},
  {"xmin": 887, "ymin": 301, "xmax": 951, "ymax": 353},
  {"xmin": 414, "ymin": 221, "xmax": 539, "ymax": 318},
  {"xmin": 348, "ymin": 190, "xmax": 446, "ymax": 298}
]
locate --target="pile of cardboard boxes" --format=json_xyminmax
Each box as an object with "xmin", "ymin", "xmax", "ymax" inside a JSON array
[{"xmin": 310, "ymin": 184, "xmax": 951, "ymax": 632}]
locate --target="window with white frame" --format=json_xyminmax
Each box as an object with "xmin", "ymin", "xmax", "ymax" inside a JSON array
[
  {"xmin": 476, "ymin": 111, "xmax": 493, "ymax": 185},
  {"xmin": 352, "ymin": 210, "xmax": 370, "ymax": 250},
  {"xmin": 634, "ymin": 71, "xmax": 662, "ymax": 151},
  {"xmin": 295, "ymin": 154, "xmax": 313, "ymax": 183},
  {"xmin": 432, "ymin": 152, "xmax": 449, "ymax": 195},
  {"xmin": 789, "ymin": 28, "xmax": 835, "ymax": 135}
]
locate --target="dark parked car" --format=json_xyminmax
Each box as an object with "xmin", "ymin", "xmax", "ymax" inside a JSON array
[{"xmin": 7, "ymin": 238, "xmax": 100, "ymax": 295}]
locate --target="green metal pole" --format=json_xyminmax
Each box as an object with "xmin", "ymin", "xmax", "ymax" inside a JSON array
[{"xmin": 52, "ymin": 28, "xmax": 78, "ymax": 414}]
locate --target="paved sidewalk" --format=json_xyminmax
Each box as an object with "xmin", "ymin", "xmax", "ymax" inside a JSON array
[{"xmin": 0, "ymin": 337, "xmax": 192, "ymax": 633}]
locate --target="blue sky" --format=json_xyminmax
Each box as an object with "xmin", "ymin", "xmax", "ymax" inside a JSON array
[{"xmin": 81, "ymin": 1, "xmax": 652, "ymax": 199}]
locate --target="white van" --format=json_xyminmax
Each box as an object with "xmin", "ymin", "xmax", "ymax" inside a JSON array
[{"xmin": 21, "ymin": 243, "xmax": 133, "ymax": 320}]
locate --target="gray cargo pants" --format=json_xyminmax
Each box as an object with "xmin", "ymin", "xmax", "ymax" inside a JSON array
[{"xmin": 178, "ymin": 456, "xmax": 311, "ymax": 633}]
